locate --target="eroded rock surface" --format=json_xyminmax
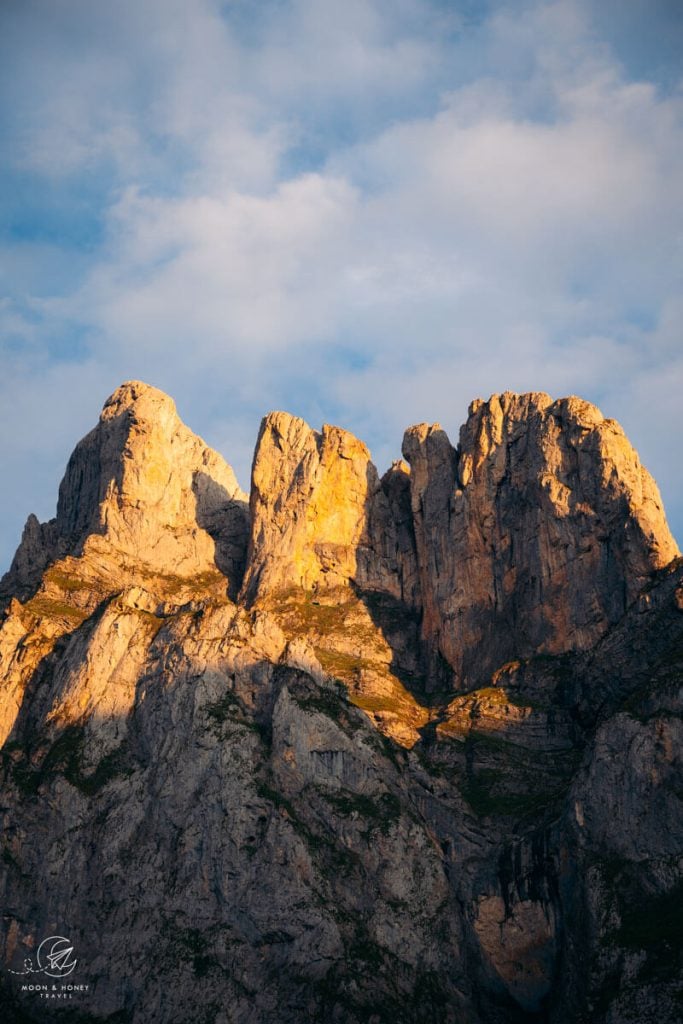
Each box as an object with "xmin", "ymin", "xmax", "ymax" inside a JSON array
[
  {"xmin": 1, "ymin": 380, "xmax": 249, "ymax": 605},
  {"xmin": 0, "ymin": 384, "xmax": 680, "ymax": 1024},
  {"xmin": 403, "ymin": 391, "xmax": 678, "ymax": 687},
  {"xmin": 0, "ymin": 382, "xmax": 250, "ymax": 747}
]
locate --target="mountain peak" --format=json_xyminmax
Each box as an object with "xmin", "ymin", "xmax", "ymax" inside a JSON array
[
  {"xmin": 102, "ymin": 378, "xmax": 175, "ymax": 410},
  {"xmin": 98, "ymin": 380, "xmax": 179, "ymax": 431},
  {"xmin": 242, "ymin": 411, "xmax": 376, "ymax": 604},
  {"xmin": 0, "ymin": 384, "xmax": 681, "ymax": 1024},
  {"xmin": 2, "ymin": 384, "xmax": 678, "ymax": 691},
  {"xmin": 402, "ymin": 389, "xmax": 679, "ymax": 685},
  {"xmin": 1, "ymin": 380, "xmax": 249, "ymax": 607}
]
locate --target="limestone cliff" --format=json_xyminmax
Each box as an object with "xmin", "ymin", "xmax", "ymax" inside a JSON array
[
  {"xmin": 0, "ymin": 384, "xmax": 680, "ymax": 1024},
  {"xmin": 2, "ymin": 381, "xmax": 249, "ymax": 604},
  {"xmin": 241, "ymin": 411, "xmax": 377, "ymax": 601},
  {"xmin": 240, "ymin": 411, "xmax": 426, "ymax": 745},
  {"xmin": 0, "ymin": 380, "xmax": 249, "ymax": 747},
  {"xmin": 403, "ymin": 391, "xmax": 677, "ymax": 686},
  {"xmin": 241, "ymin": 412, "xmax": 418, "ymax": 607}
]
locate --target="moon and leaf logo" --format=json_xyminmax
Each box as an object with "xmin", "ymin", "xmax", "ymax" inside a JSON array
[{"xmin": 9, "ymin": 935, "xmax": 77, "ymax": 978}]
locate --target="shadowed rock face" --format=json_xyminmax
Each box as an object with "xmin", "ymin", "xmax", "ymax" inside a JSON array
[
  {"xmin": 0, "ymin": 383, "xmax": 681, "ymax": 1024},
  {"xmin": 243, "ymin": 390, "xmax": 677, "ymax": 691}
]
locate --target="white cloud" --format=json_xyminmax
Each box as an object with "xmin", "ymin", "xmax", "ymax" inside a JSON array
[
  {"xmin": 1, "ymin": 0, "xmax": 682, "ymax": 569},
  {"xmin": 74, "ymin": 174, "xmax": 359, "ymax": 358}
]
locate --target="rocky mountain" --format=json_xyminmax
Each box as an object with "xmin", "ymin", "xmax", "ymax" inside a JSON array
[{"xmin": 0, "ymin": 381, "xmax": 680, "ymax": 1024}]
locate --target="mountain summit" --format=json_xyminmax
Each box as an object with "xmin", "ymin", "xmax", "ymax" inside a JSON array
[
  {"xmin": 0, "ymin": 384, "xmax": 681, "ymax": 1023},
  {"xmin": 2, "ymin": 381, "xmax": 249, "ymax": 604}
]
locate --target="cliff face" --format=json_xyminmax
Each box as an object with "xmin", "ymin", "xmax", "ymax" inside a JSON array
[
  {"xmin": 0, "ymin": 382, "xmax": 248, "ymax": 748},
  {"xmin": 241, "ymin": 411, "xmax": 421, "ymax": 611},
  {"xmin": 241, "ymin": 411, "xmax": 377, "ymax": 602},
  {"xmin": 1, "ymin": 381, "xmax": 249, "ymax": 605},
  {"xmin": 0, "ymin": 383, "xmax": 680, "ymax": 1024},
  {"xmin": 402, "ymin": 391, "xmax": 677, "ymax": 686}
]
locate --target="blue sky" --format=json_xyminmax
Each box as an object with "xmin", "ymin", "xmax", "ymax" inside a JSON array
[{"xmin": 1, "ymin": 0, "xmax": 682, "ymax": 571}]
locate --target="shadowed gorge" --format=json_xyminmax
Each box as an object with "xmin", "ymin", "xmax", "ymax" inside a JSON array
[{"xmin": 0, "ymin": 381, "xmax": 681, "ymax": 1024}]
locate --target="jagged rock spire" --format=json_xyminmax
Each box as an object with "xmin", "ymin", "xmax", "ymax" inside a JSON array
[
  {"xmin": 1, "ymin": 381, "xmax": 249, "ymax": 602},
  {"xmin": 402, "ymin": 391, "xmax": 679, "ymax": 685},
  {"xmin": 2, "ymin": 385, "xmax": 678, "ymax": 694},
  {"xmin": 240, "ymin": 411, "xmax": 379, "ymax": 603}
]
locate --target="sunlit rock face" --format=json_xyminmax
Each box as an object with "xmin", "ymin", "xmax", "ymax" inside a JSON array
[
  {"xmin": 0, "ymin": 381, "xmax": 249, "ymax": 748},
  {"xmin": 241, "ymin": 411, "xmax": 420, "ymax": 608},
  {"xmin": 0, "ymin": 384, "xmax": 681, "ymax": 1024},
  {"xmin": 402, "ymin": 391, "xmax": 678, "ymax": 687},
  {"xmin": 1, "ymin": 380, "xmax": 249, "ymax": 605},
  {"xmin": 241, "ymin": 411, "xmax": 378, "ymax": 601}
]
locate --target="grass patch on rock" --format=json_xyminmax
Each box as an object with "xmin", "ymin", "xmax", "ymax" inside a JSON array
[
  {"xmin": 322, "ymin": 789, "xmax": 402, "ymax": 836},
  {"xmin": 4, "ymin": 727, "xmax": 134, "ymax": 798},
  {"xmin": 24, "ymin": 597, "xmax": 89, "ymax": 623}
]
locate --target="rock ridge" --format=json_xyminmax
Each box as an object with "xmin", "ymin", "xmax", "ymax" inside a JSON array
[
  {"xmin": 402, "ymin": 390, "xmax": 678, "ymax": 686},
  {"xmin": 1, "ymin": 384, "xmax": 678, "ymax": 705},
  {"xmin": 0, "ymin": 382, "xmax": 681, "ymax": 1024}
]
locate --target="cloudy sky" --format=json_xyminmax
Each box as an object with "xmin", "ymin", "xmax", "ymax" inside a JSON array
[{"xmin": 1, "ymin": 0, "xmax": 682, "ymax": 570}]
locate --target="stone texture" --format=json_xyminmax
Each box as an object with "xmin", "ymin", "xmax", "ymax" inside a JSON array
[
  {"xmin": 1, "ymin": 380, "xmax": 249, "ymax": 605},
  {"xmin": 402, "ymin": 391, "xmax": 679, "ymax": 687},
  {"xmin": 240, "ymin": 411, "xmax": 426, "ymax": 744},
  {"xmin": 474, "ymin": 895, "xmax": 557, "ymax": 1012},
  {"xmin": 242, "ymin": 412, "xmax": 374, "ymax": 602},
  {"xmin": 0, "ymin": 381, "xmax": 249, "ymax": 748},
  {"xmin": 0, "ymin": 383, "xmax": 681, "ymax": 1024}
]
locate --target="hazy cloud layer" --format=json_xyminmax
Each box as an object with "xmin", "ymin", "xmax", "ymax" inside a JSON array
[{"xmin": 1, "ymin": 0, "xmax": 681, "ymax": 569}]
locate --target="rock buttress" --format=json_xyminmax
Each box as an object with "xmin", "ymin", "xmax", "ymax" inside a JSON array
[{"xmin": 402, "ymin": 391, "xmax": 679, "ymax": 688}]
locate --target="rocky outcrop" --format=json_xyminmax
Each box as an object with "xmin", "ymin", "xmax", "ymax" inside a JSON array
[
  {"xmin": 403, "ymin": 391, "xmax": 678, "ymax": 687},
  {"xmin": 241, "ymin": 413, "xmax": 418, "ymax": 607},
  {"xmin": 1, "ymin": 380, "xmax": 249, "ymax": 605},
  {"xmin": 0, "ymin": 381, "xmax": 249, "ymax": 747},
  {"xmin": 243, "ymin": 393, "xmax": 678, "ymax": 695},
  {"xmin": 241, "ymin": 412, "xmax": 377, "ymax": 602},
  {"xmin": 239, "ymin": 412, "xmax": 427, "ymax": 744},
  {"xmin": 0, "ymin": 383, "xmax": 681, "ymax": 1024}
]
